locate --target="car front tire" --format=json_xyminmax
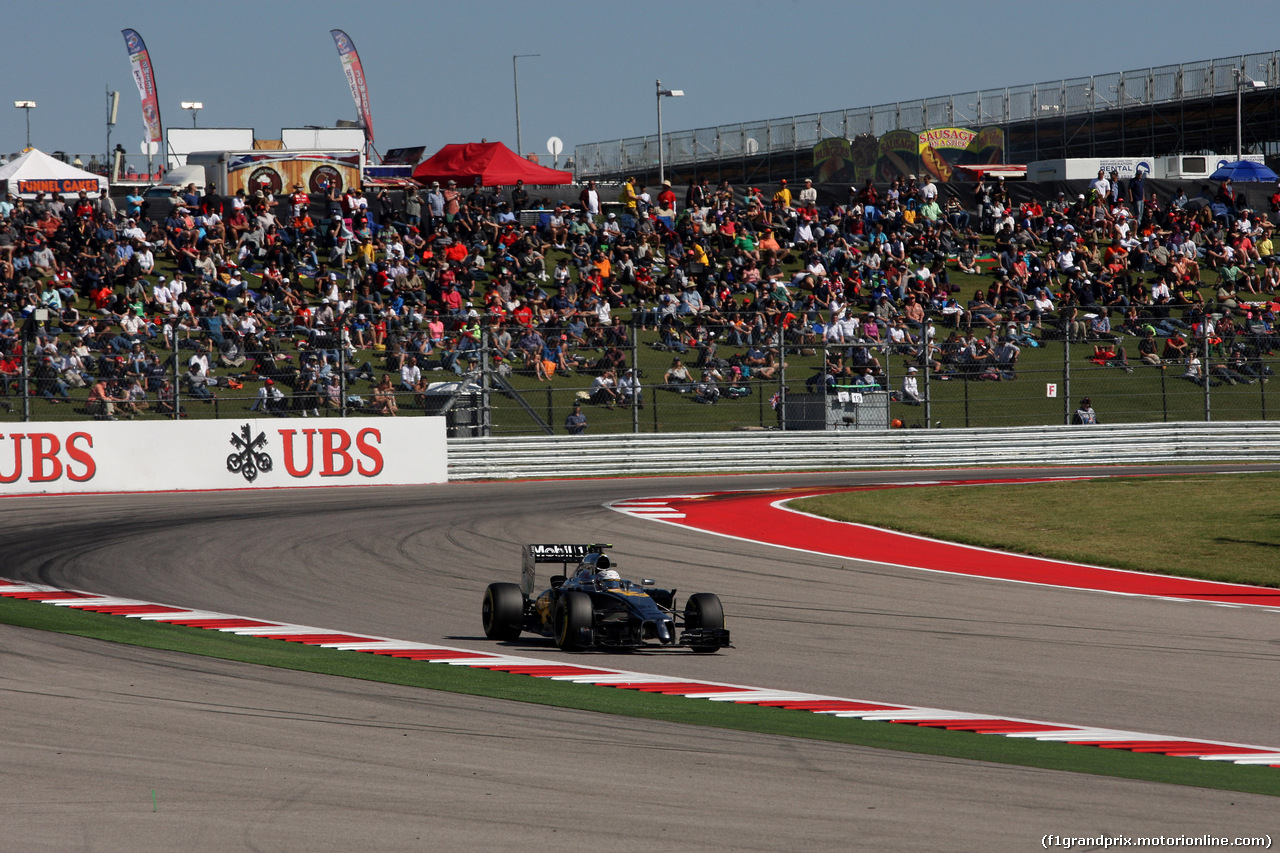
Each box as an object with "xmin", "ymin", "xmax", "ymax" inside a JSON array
[{"xmin": 684, "ymin": 593, "xmax": 725, "ymax": 653}]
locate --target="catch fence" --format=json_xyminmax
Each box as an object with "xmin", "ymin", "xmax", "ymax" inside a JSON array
[{"xmin": 9, "ymin": 325, "xmax": 1273, "ymax": 434}]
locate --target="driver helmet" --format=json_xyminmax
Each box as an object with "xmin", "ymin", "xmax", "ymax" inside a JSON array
[{"xmin": 598, "ymin": 569, "xmax": 621, "ymax": 587}]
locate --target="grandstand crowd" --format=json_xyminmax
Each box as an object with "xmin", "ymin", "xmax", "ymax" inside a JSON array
[{"xmin": 1, "ymin": 166, "xmax": 1278, "ymax": 421}]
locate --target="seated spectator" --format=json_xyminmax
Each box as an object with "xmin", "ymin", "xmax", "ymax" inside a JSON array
[
  {"xmin": 992, "ymin": 337, "xmax": 1021, "ymax": 373},
  {"xmin": 251, "ymin": 378, "xmax": 288, "ymax": 415},
  {"xmin": 693, "ymin": 370, "xmax": 721, "ymax": 404},
  {"xmin": 618, "ymin": 368, "xmax": 642, "ymax": 408},
  {"xmin": 663, "ymin": 357, "xmax": 693, "ymax": 392},
  {"xmin": 900, "ymin": 366, "xmax": 922, "ymax": 405},
  {"xmin": 87, "ymin": 378, "xmax": 122, "ymax": 420},
  {"xmin": 371, "ymin": 373, "xmax": 399, "ymax": 415},
  {"xmin": 1087, "ymin": 309, "xmax": 1114, "ymax": 340},
  {"xmin": 1162, "ymin": 331, "xmax": 1190, "ymax": 361},
  {"xmin": 1180, "ymin": 356, "xmax": 1217, "ymax": 386},
  {"xmin": 1138, "ymin": 330, "xmax": 1161, "ymax": 365},
  {"xmin": 564, "ymin": 404, "xmax": 587, "ymax": 435},
  {"xmin": 589, "ymin": 369, "xmax": 620, "ymax": 408}
]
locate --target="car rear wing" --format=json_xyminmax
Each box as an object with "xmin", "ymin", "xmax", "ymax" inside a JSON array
[{"xmin": 521, "ymin": 544, "xmax": 608, "ymax": 596}]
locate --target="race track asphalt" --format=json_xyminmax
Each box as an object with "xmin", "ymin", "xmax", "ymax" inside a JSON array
[{"xmin": 3, "ymin": 465, "xmax": 1278, "ymax": 851}]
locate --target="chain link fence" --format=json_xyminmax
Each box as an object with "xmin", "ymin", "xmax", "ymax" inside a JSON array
[
  {"xmin": 4, "ymin": 323, "xmax": 1276, "ymax": 434},
  {"xmin": 472, "ymin": 326, "xmax": 1279, "ymax": 436}
]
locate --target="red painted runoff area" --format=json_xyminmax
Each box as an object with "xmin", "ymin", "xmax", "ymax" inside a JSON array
[{"xmin": 628, "ymin": 485, "xmax": 1280, "ymax": 608}]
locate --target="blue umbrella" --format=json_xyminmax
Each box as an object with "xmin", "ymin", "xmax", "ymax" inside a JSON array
[{"xmin": 1209, "ymin": 159, "xmax": 1279, "ymax": 183}]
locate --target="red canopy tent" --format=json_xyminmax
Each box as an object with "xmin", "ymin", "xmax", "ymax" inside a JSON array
[{"xmin": 412, "ymin": 141, "xmax": 572, "ymax": 186}]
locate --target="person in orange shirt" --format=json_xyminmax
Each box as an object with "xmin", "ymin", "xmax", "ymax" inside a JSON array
[
  {"xmin": 1103, "ymin": 240, "xmax": 1129, "ymax": 275},
  {"xmin": 291, "ymin": 211, "xmax": 315, "ymax": 243},
  {"xmin": 592, "ymin": 252, "xmax": 612, "ymax": 283},
  {"xmin": 444, "ymin": 240, "xmax": 469, "ymax": 264}
]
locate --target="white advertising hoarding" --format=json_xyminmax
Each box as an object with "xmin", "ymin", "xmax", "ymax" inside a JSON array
[
  {"xmin": 166, "ymin": 127, "xmax": 256, "ymax": 168},
  {"xmin": 281, "ymin": 127, "xmax": 368, "ymax": 151},
  {"xmin": 0, "ymin": 418, "xmax": 447, "ymax": 497}
]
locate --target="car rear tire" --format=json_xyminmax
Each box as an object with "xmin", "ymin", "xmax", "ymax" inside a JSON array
[
  {"xmin": 482, "ymin": 582, "xmax": 524, "ymax": 641},
  {"xmin": 554, "ymin": 591, "xmax": 593, "ymax": 651},
  {"xmin": 684, "ymin": 593, "xmax": 724, "ymax": 653}
]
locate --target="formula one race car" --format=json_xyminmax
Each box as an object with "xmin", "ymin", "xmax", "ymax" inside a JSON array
[{"xmin": 481, "ymin": 544, "xmax": 731, "ymax": 653}]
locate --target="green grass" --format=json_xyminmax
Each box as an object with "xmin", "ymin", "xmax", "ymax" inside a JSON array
[
  {"xmin": 2, "ymin": 594, "xmax": 1278, "ymax": 796},
  {"xmin": 793, "ymin": 473, "xmax": 1280, "ymax": 587}
]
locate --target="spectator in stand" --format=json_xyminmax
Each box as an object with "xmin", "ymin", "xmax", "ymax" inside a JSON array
[
  {"xmin": 618, "ymin": 367, "xmax": 642, "ymax": 408},
  {"xmin": 371, "ymin": 373, "xmax": 399, "ymax": 416},
  {"xmin": 251, "ymin": 378, "xmax": 287, "ymax": 415},
  {"xmin": 900, "ymin": 366, "xmax": 922, "ymax": 405},
  {"xmin": 564, "ymin": 404, "xmax": 587, "ymax": 435},
  {"xmin": 589, "ymin": 369, "xmax": 620, "ymax": 408},
  {"xmin": 663, "ymin": 357, "xmax": 693, "ymax": 392}
]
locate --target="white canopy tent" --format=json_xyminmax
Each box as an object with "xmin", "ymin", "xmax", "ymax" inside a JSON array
[{"xmin": 0, "ymin": 148, "xmax": 109, "ymax": 198}]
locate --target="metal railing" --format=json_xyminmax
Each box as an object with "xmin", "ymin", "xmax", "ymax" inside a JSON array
[
  {"xmin": 447, "ymin": 421, "xmax": 1280, "ymax": 480},
  {"xmin": 574, "ymin": 51, "xmax": 1280, "ymax": 177}
]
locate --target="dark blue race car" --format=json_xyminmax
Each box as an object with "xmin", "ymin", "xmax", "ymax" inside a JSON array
[{"xmin": 481, "ymin": 544, "xmax": 731, "ymax": 653}]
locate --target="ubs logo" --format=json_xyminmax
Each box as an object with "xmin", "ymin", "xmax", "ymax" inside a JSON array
[{"xmin": 227, "ymin": 424, "xmax": 273, "ymax": 483}]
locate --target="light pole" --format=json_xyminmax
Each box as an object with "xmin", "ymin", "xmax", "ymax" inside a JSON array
[
  {"xmin": 181, "ymin": 101, "xmax": 203, "ymax": 128},
  {"xmin": 1233, "ymin": 67, "xmax": 1266, "ymax": 159},
  {"xmin": 655, "ymin": 80, "xmax": 683, "ymax": 187},
  {"xmin": 512, "ymin": 54, "xmax": 539, "ymax": 157},
  {"xmin": 106, "ymin": 89, "xmax": 119, "ymax": 176},
  {"xmin": 13, "ymin": 100, "xmax": 36, "ymax": 150}
]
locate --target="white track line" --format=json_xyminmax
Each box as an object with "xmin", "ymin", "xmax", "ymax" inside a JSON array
[{"xmin": 3, "ymin": 577, "xmax": 1275, "ymax": 769}]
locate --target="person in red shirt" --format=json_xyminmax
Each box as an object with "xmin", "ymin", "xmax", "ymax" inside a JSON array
[
  {"xmin": 1025, "ymin": 199, "xmax": 1044, "ymax": 232},
  {"xmin": 92, "ymin": 283, "xmax": 115, "ymax": 311},
  {"xmin": 658, "ymin": 180, "xmax": 677, "ymax": 211},
  {"xmin": 484, "ymin": 291, "xmax": 507, "ymax": 322},
  {"xmin": 289, "ymin": 183, "xmax": 310, "ymax": 218},
  {"xmin": 444, "ymin": 241, "xmax": 468, "ymax": 264},
  {"xmin": 74, "ymin": 192, "xmax": 95, "ymax": 221},
  {"xmin": 0, "ymin": 351, "xmax": 19, "ymax": 395},
  {"xmin": 581, "ymin": 268, "xmax": 604, "ymax": 297},
  {"xmin": 498, "ymin": 223, "xmax": 520, "ymax": 249},
  {"xmin": 440, "ymin": 284, "xmax": 464, "ymax": 316},
  {"xmin": 511, "ymin": 300, "xmax": 534, "ymax": 328}
]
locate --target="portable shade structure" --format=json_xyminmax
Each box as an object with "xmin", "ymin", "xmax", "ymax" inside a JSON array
[
  {"xmin": 1209, "ymin": 159, "xmax": 1279, "ymax": 183},
  {"xmin": 412, "ymin": 141, "xmax": 572, "ymax": 187},
  {"xmin": 0, "ymin": 148, "xmax": 109, "ymax": 198}
]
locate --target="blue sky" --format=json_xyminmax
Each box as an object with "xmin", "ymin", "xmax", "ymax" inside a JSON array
[{"xmin": 4, "ymin": 0, "xmax": 1278, "ymax": 166}]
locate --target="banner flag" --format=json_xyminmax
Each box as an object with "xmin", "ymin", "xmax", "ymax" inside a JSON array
[
  {"xmin": 121, "ymin": 29, "xmax": 163, "ymax": 148},
  {"xmin": 330, "ymin": 29, "xmax": 375, "ymax": 145}
]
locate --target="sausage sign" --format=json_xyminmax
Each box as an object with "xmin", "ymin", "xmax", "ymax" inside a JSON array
[{"xmin": 0, "ymin": 418, "xmax": 446, "ymax": 496}]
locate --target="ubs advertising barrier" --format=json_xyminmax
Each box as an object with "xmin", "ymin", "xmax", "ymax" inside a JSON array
[{"xmin": 0, "ymin": 418, "xmax": 447, "ymax": 497}]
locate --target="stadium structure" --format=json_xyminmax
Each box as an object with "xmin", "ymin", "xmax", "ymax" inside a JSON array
[{"xmin": 573, "ymin": 51, "xmax": 1280, "ymax": 187}]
